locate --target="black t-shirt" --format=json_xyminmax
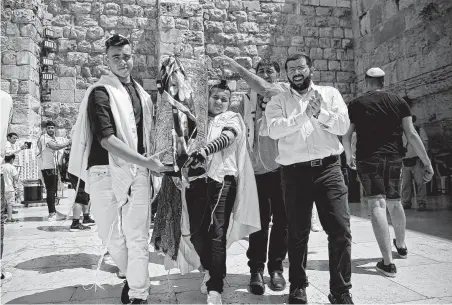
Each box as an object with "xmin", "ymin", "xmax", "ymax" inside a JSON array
[
  {"xmin": 348, "ymin": 91, "xmax": 411, "ymax": 160},
  {"xmin": 87, "ymin": 82, "xmax": 144, "ymax": 169}
]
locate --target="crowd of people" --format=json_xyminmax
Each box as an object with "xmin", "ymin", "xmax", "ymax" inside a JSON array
[{"xmin": 0, "ymin": 33, "xmax": 434, "ymax": 305}]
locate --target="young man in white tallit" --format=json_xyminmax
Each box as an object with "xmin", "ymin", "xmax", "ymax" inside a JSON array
[{"xmin": 69, "ymin": 34, "xmax": 172, "ymax": 305}]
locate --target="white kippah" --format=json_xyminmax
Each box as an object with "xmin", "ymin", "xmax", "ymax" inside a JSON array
[{"xmin": 366, "ymin": 67, "xmax": 385, "ymax": 77}]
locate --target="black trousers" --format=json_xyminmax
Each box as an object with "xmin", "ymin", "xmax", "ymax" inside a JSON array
[
  {"xmin": 281, "ymin": 159, "xmax": 352, "ymax": 294},
  {"xmin": 41, "ymin": 169, "xmax": 58, "ymax": 214},
  {"xmin": 186, "ymin": 176, "xmax": 237, "ymax": 293},
  {"xmin": 246, "ymin": 170, "xmax": 288, "ymax": 274}
]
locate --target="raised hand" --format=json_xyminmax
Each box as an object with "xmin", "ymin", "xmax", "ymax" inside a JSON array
[
  {"xmin": 306, "ymin": 91, "xmax": 322, "ymax": 118},
  {"xmin": 214, "ymin": 55, "xmax": 240, "ymax": 73}
]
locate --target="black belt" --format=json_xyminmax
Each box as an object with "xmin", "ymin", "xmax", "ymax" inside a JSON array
[{"xmin": 288, "ymin": 155, "xmax": 339, "ymax": 168}]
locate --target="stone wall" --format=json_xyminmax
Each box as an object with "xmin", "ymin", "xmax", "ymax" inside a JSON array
[
  {"xmin": 2, "ymin": 0, "xmax": 356, "ymax": 139},
  {"xmin": 1, "ymin": 0, "xmax": 43, "ymax": 138},
  {"xmin": 352, "ymin": 0, "xmax": 452, "ymax": 149},
  {"xmin": 39, "ymin": 0, "xmax": 159, "ymax": 137},
  {"xmin": 200, "ymin": 0, "xmax": 355, "ymax": 102}
]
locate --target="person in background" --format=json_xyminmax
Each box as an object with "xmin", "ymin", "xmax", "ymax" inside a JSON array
[
  {"xmin": 2, "ymin": 155, "xmax": 19, "ymax": 223},
  {"xmin": 1, "ymin": 89, "xmax": 14, "ymax": 284},
  {"xmin": 266, "ymin": 53, "xmax": 353, "ymax": 304},
  {"xmin": 402, "ymin": 115, "xmax": 429, "ymax": 211},
  {"xmin": 37, "ymin": 121, "xmax": 71, "ymax": 221},
  {"xmin": 343, "ymin": 68, "xmax": 433, "ymax": 278},
  {"xmin": 5, "ymin": 133, "xmax": 27, "ymax": 166}
]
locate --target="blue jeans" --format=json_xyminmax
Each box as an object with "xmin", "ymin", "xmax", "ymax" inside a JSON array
[{"xmin": 281, "ymin": 159, "xmax": 352, "ymax": 294}]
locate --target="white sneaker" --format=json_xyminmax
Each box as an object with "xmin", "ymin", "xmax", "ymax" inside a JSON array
[
  {"xmin": 207, "ymin": 291, "xmax": 222, "ymax": 305},
  {"xmin": 48, "ymin": 213, "xmax": 57, "ymax": 221},
  {"xmin": 200, "ymin": 271, "xmax": 210, "ymax": 294}
]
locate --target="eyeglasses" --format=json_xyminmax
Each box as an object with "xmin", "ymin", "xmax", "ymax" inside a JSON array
[{"xmin": 105, "ymin": 34, "xmax": 130, "ymax": 49}]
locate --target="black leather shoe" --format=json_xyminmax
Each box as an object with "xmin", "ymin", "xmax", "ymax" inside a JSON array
[
  {"xmin": 130, "ymin": 299, "xmax": 147, "ymax": 304},
  {"xmin": 249, "ymin": 271, "xmax": 265, "ymax": 295},
  {"xmin": 121, "ymin": 280, "xmax": 130, "ymax": 304},
  {"xmin": 269, "ymin": 271, "xmax": 286, "ymax": 291},
  {"xmin": 288, "ymin": 287, "xmax": 307, "ymax": 304},
  {"xmin": 328, "ymin": 293, "xmax": 354, "ymax": 304}
]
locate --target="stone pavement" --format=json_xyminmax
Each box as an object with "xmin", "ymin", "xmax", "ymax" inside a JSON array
[{"xmin": 1, "ymin": 191, "xmax": 452, "ymax": 304}]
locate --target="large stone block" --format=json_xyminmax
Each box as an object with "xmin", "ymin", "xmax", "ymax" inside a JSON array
[
  {"xmin": 136, "ymin": 17, "xmax": 157, "ymax": 30},
  {"xmin": 70, "ymin": 2, "xmax": 92, "ymax": 14},
  {"xmin": 313, "ymin": 59, "xmax": 328, "ymax": 70},
  {"xmin": 255, "ymin": 33, "xmax": 273, "ymax": 45},
  {"xmin": 336, "ymin": 71, "xmax": 354, "ymax": 82},
  {"xmin": 12, "ymin": 9, "xmax": 36, "ymax": 23},
  {"xmin": 181, "ymin": 3, "xmax": 202, "ymax": 17},
  {"xmin": 59, "ymin": 39, "xmax": 78, "ymax": 52},
  {"xmin": 86, "ymin": 26, "xmax": 105, "ymax": 41},
  {"xmin": 159, "ymin": 16, "xmax": 175, "ymax": 29},
  {"xmin": 51, "ymin": 89, "xmax": 75, "ymax": 104},
  {"xmin": 324, "ymin": 48, "xmax": 336, "ymax": 59},
  {"xmin": 319, "ymin": 0, "xmax": 336, "ymax": 6},
  {"xmin": 6, "ymin": 22, "xmax": 20, "ymax": 36},
  {"xmin": 238, "ymin": 22, "xmax": 259, "ymax": 33},
  {"xmin": 16, "ymin": 51, "xmax": 38, "ymax": 67},
  {"xmin": 1, "ymin": 80, "xmax": 11, "ymax": 93},
  {"xmin": 207, "ymin": 8, "xmax": 227, "ymax": 21},
  {"xmin": 69, "ymin": 26, "xmax": 88, "ymax": 41},
  {"xmin": 75, "ymin": 15, "xmax": 98, "ymax": 27},
  {"xmin": 224, "ymin": 46, "xmax": 241, "ymax": 58},
  {"xmin": 310, "ymin": 47, "xmax": 323, "ymax": 59},
  {"xmin": 123, "ymin": 4, "xmax": 144, "ymax": 17},
  {"xmin": 137, "ymin": 0, "xmax": 156, "ymax": 6},
  {"xmin": 10, "ymin": 79, "xmax": 19, "ymax": 94},
  {"xmin": 175, "ymin": 18, "xmax": 189, "ymax": 29},
  {"xmin": 204, "ymin": 21, "xmax": 224, "ymax": 32},
  {"xmin": 189, "ymin": 17, "xmax": 203, "ymax": 31},
  {"xmin": 160, "ymin": 2, "xmax": 181, "ymax": 17},
  {"xmin": 57, "ymin": 64, "xmax": 77, "ymax": 77},
  {"xmin": 230, "ymin": 11, "xmax": 247, "ymax": 23},
  {"xmin": 305, "ymin": 37, "xmax": 319, "ymax": 47},
  {"xmin": 67, "ymin": 52, "xmax": 89, "ymax": 65},
  {"xmin": 320, "ymin": 71, "xmax": 335, "ymax": 82},
  {"xmin": 92, "ymin": 39, "xmax": 107, "ymax": 53},
  {"xmin": 240, "ymin": 44, "xmax": 258, "ymax": 56},
  {"xmin": 340, "ymin": 60, "xmax": 354, "ymax": 71},
  {"xmin": 2, "ymin": 53, "xmax": 16, "ymax": 65},
  {"xmin": 100, "ymin": 15, "xmax": 119, "ymax": 28},
  {"xmin": 19, "ymin": 24, "xmax": 38, "ymax": 39},
  {"xmin": 243, "ymin": 1, "xmax": 261, "ymax": 12},
  {"xmin": 103, "ymin": 3, "xmax": 121, "ymax": 15},
  {"xmin": 77, "ymin": 40, "xmax": 92, "ymax": 52}
]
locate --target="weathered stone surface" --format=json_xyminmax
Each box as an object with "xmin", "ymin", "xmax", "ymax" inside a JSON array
[
  {"xmin": 77, "ymin": 40, "xmax": 92, "ymax": 52},
  {"xmin": 2, "ymin": 53, "xmax": 16, "ymax": 65},
  {"xmin": 85, "ymin": 26, "xmax": 104, "ymax": 41},
  {"xmin": 123, "ymin": 4, "xmax": 144, "ymax": 17},
  {"xmin": 70, "ymin": 3, "xmax": 92, "ymax": 14},
  {"xmin": 103, "ymin": 3, "xmax": 121, "ymax": 15},
  {"xmin": 100, "ymin": 15, "xmax": 118, "ymax": 28},
  {"xmin": 59, "ymin": 39, "xmax": 78, "ymax": 52},
  {"xmin": 159, "ymin": 16, "xmax": 175, "ymax": 29},
  {"xmin": 52, "ymin": 14, "xmax": 72, "ymax": 27},
  {"xmin": 12, "ymin": 9, "xmax": 35, "ymax": 23}
]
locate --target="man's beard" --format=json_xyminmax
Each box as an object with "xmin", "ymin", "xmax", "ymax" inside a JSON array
[{"xmin": 289, "ymin": 75, "xmax": 311, "ymax": 92}]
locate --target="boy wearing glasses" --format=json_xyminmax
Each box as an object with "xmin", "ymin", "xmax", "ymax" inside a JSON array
[{"xmin": 69, "ymin": 34, "xmax": 171, "ymax": 304}]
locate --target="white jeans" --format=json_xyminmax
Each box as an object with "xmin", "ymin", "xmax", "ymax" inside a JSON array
[{"xmin": 89, "ymin": 165, "xmax": 151, "ymax": 300}]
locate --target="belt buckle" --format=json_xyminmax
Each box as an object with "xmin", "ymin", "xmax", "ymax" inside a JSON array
[{"xmin": 310, "ymin": 159, "xmax": 322, "ymax": 167}]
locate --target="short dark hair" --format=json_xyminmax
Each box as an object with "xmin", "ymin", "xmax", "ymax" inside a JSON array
[
  {"xmin": 4, "ymin": 154, "xmax": 15, "ymax": 163},
  {"xmin": 46, "ymin": 121, "xmax": 55, "ymax": 127},
  {"xmin": 209, "ymin": 80, "xmax": 232, "ymax": 96},
  {"xmin": 256, "ymin": 59, "xmax": 280, "ymax": 74},
  {"xmin": 105, "ymin": 34, "xmax": 130, "ymax": 52},
  {"xmin": 285, "ymin": 53, "xmax": 312, "ymax": 71},
  {"xmin": 7, "ymin": 132, "xmax": 17, "ymax": 138},
  {"xmin": 365, "ymin": 75, "xmax": 384, "ymax": 88}
]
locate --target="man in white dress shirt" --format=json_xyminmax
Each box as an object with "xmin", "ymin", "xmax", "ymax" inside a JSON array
[{"xmin": 265, "ymin": 53, "xmax": 353, "ymax": 304}]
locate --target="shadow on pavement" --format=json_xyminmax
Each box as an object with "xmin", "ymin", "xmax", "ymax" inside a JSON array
[{"xmin": 13, "ymin": 253, "xmax": 117, "ymax": 274}]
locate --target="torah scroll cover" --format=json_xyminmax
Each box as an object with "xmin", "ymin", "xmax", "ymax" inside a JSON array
[{"xmin": 153, "ymin": 58, "xmax": 208, "ymax": 165}]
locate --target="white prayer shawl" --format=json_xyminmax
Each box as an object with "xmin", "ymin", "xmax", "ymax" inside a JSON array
[
  {"xmin": 68, "ymin": 73, "xmax": 153, "ymax": 208},
  {"xmin": 173, "ymin": 111, "xmax": 261, "ymax": 274}
]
